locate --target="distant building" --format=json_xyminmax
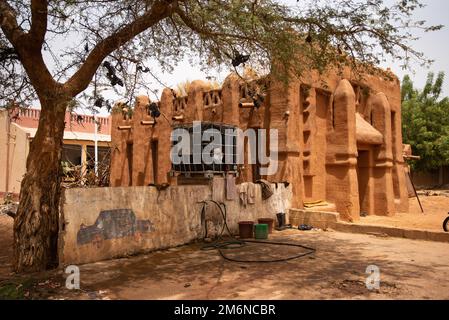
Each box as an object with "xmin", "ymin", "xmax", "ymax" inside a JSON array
[
  {"xmin": 0, "ymin": 108, "xmax": 111, "ymax": 196},
  {"xmin": 410, "ymin": 166, "xmax": 449, "ymax": 189}
]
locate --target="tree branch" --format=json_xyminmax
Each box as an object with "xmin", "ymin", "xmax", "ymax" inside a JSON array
[
  {"xmin": 64, "ymin": 0, "xmax": 177, "ymax": 96},
  {"xmin": 1, "ymin": 0, "xmax": 56, "ymax": 99},
  {"xmin": 174, "ymin": 7, "xmax": 255, "ymax": 42},
  {"xmin": 0, "ymin": 0, "xmax": 27, "ymax": 44},
  {"xmin": 29, "ymin": 0, "xmax": 48, "ymax": 47}
]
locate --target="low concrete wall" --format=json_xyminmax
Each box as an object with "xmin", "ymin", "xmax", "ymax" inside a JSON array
[
  {"xmin": 288, "ymin": 209, "xmax": 449, "ymax": 243},
  {"xmin": 59, "ymin": 181, "xmax": 292, "ymax": 266},
  {"xmin": 332, "ymin": 222, "xmax": 449, "ymax": 243},
  {"xmin": 288, "ymin": 209, "xmax": 339, "ymax": 230}
]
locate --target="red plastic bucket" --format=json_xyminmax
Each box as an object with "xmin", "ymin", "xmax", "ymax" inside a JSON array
[
  {"xmin": 238, "ymin": 221, "xmax": 254, "ymax": 239},
  {"xmin": 258, "ymin": 218, "xmax": 274, "ymax": 234}
]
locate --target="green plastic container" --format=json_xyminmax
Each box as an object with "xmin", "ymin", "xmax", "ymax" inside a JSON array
[{"xmin": 254, "ymin": 224, "xmax": 269, "ymax": 240}]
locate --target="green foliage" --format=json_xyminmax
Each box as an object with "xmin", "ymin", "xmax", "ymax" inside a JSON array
[
  {"xmin": 0, "ymin": 279, "xmax": 34, "ymax": 300},
  {"xmin": 0, "ymin": 283, "xmax": 24, "ymax": 300},
  {"xmin": 402, "ymin": 72, "xmax": 449, "ymax": 171}
]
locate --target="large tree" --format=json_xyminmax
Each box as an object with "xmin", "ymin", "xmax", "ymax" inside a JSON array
[
  {"xmin": 0, "ymin": 0, "xmax": 441, "ymax": 272},
  {"xmin": 402, "ymin": 72, "xmax": 449, "ymax": 171}
]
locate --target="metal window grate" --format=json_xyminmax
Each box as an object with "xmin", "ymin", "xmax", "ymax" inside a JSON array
[{"xmin": 171, "ymin": 122, "xmax": 237, "ymax": 176}]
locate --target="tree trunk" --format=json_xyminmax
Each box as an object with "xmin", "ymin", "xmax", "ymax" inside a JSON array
[{"xmin": 13, "ymin": 97, "xmax": 69, "ymax": 273}]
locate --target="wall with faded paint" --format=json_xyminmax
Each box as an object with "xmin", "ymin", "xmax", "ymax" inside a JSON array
[{"xmin": 58, "ymin": 180, "xmax": 292, "ymax": 266}]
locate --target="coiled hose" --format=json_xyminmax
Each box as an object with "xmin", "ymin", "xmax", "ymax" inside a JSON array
[{"xmin": 199, "ymin": 200, "xmax": 316, "ymax": 263}]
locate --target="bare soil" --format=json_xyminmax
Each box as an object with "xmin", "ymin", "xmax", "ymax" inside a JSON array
[{"xmin": 358, "ymin": 195, "xmax": 449, "ymax": 231}]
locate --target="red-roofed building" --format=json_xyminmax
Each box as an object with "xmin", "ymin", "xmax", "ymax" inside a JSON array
[{"xmin": 0, "ymin": 108, "xmax": 112, "ymax": 196}]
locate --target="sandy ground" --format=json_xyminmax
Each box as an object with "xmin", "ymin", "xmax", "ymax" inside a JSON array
[
  {"xmin": 1, "ymin": 216, "xmax": 449, "ymax": 300},
  {"xmin": 358, "ymin": 196, "xmax": 449, "ymax": 231},
  {"xmin": 49, "ymin": 229, "xmax": 448, "ymax": 300},
  {"xmin": 1, "ymin": 196, "xmax": 449, "ymax": 300}
]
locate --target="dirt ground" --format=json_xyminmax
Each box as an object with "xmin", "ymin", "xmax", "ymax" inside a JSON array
[
  {"xmin": 1, "ymin": 195, "xmax": 449, "ymax": 300},
  {"xmin": 358, "ymin": 195, "xmax": 449, "ymax": 231},
  {"xmin": 61, "ymin": 230, "xmax": 449, "ymax": 300},
  {"xmin": 1, "ymin": 213, "xmax": 449, "ymax": 300}
]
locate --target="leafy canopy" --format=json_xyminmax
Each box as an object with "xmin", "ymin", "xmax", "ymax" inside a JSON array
[{"xmin": 402, "ymin": 72, "xmax": 449, "ymax": 171}]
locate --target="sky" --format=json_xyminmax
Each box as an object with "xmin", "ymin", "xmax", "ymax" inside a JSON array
[
  {"xmin": 40, "ymin": 0, "xmax": 449, "ymax": 115},
  {"xmin": 378, "ymin": 0, "xmax": 449, "ymax": 95},
  {"xmin": 155, "ymin": 1, "xmax": 449, "ymax": 86},
  {"xmin": 128, "ymin": 0, "xmax": 449, "ymax": 104}
]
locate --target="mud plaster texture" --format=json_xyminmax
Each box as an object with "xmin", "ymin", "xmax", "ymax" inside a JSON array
[{"xmin": 109, "ymin": 68, "xmax": 409, "ymax": 223}]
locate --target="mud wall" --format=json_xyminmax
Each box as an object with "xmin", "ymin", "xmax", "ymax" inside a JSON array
[{"xmin": 109, "ymin": 67, "xmax": 410, "ymax": 222}]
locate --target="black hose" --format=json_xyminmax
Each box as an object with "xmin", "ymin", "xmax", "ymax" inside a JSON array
[
  {"xmin": 199, "ymin": 200, "xmax": 316, "ymax": 263},
  {"xmin": 199, "ymin": 200, "xmax": 246, "ymax": 251}
]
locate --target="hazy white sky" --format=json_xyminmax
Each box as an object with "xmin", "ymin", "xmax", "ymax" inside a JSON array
[
  {"xmin": 130, "ymin": 0, "xmax": 449, "ymax": 102},
  {"xmin": 379, "ymin": 0, "xmax": 449, "ymax": 95}
]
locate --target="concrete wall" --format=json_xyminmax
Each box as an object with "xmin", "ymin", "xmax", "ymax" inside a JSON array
[
  {"xmin": 58, "ymin": 180, "xmax": 292, "ymax": 266},
  {"xmin": 0, "ymin": 110, "xmax": 30, "ymax": 194},
  {"xmin": 0, "ymin": 110, "xmax": 7, "ymax": 194},
  {"xmin": 411, "ymin": 167, "xmax": 449, "ymax": 188},
  {"xmin": 7, "ymin": 123, "xmax": 30, "ymax": 194}
]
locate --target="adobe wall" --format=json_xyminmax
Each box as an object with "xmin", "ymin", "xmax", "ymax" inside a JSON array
[
  {"xmin": 109, "ymin": 67, "xmax": 409, "ymax": 222},
  {"xmin": 411, "ymin": 168, "xmax": 449, "ymax": 188},
  {"xmin": 281, "ymin": 68, "xmax": 409, "ymax": 220},
  {"xmin": 58, "ymin": 181, "xmax": 292, "ymax": 265},
  {"xmin": 295, "ymin": 68, "xmax": 409, "ymax": 217}
]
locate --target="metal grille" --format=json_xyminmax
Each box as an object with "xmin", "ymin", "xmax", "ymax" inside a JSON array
[{"xmin": 171, "ymin": 122, "xmax": 238, "ymax": 176}]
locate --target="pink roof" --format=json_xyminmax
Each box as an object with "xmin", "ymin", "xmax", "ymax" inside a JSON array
[{"xmin": 10, "ymin": 108, "xmax": 111, "ymax": 135}]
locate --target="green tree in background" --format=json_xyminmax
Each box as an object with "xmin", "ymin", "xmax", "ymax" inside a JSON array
[{"xmin": 402, "ymin": 72, "xmax": 449, "ymax": 171}]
